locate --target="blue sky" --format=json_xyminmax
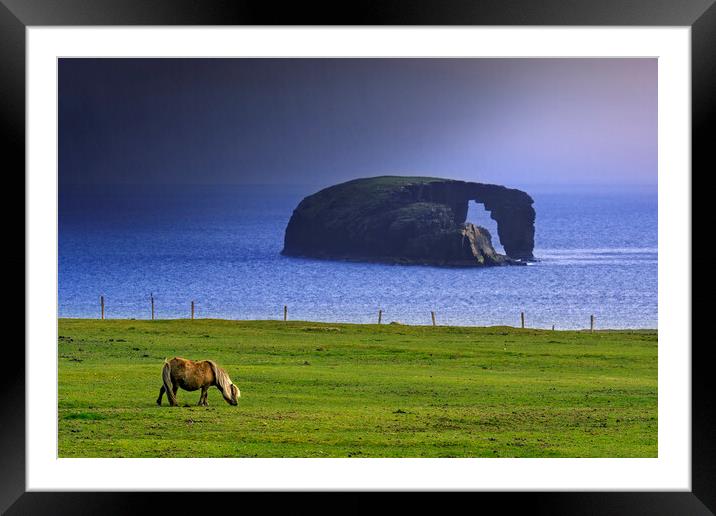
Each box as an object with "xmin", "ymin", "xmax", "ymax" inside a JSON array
[{"xmin": 59, "ymin": 58, "xmax": 657, "ymax": 189}]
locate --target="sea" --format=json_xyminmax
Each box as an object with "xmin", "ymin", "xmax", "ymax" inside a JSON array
[{"xmin": 58, "ymin": 183, "xmax": 657, "ymax": 330}]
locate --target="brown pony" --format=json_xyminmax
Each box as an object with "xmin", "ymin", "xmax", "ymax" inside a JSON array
[{"xmin": 157, "ymin": 357, "xmax": 240, "ymax": 407}]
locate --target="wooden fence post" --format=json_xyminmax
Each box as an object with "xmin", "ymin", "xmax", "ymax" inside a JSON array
[
  {"xmin": 431, "ymin": 311, "xmax": 436, "ymax": 326},
  {"xmin": 378, "ymin": 309, "xmax": 382, "ymax": 324},
  {"xmin": 191, "ymin": 301, "xmax": 195, "ymax": 320},
  {"xmin": 590, "ymin": 315, "xmax": 595, "ymax": 333},
  {"xmin": 100, "ymin": 295, "xmax": 104, "ymax": 320},
  {"xmin": 552, "ymin": 324, "xmax": 555, "ymax": 331},
  {"xmin": 151, "ymin": 293, "xmax": 155, "ymax": 320},
  {"xmin": 284, "ymin": 305, "xmax": 288, "ymax": 322},
  {"xmin": 521, "ymin": 311, "xmax": 525, "ymax": 329}
]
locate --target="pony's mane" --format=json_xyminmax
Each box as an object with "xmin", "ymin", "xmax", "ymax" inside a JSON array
[{"xmin": 207, "ymin": 360, "xmax": 233, "ymax": 395}]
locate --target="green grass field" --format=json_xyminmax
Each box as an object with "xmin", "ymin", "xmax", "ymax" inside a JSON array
[{"xmin": 58, "ymin": 318, "xmax": 657, "ymax": 458}]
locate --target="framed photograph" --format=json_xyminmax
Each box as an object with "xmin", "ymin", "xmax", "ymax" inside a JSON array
[{"xmin": 6, "ymin": 0, "xmax": 712, "ymax": 512}]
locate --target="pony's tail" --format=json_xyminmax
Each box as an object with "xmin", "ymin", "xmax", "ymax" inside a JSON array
[{"xmin": 162, "ymin": 359, "xmax": 176, "ymax": 406}]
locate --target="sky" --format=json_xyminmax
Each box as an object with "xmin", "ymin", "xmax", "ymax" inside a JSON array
[{"xmin": 59, "ymin": 58, "xmax": 657, "ymax": 189}]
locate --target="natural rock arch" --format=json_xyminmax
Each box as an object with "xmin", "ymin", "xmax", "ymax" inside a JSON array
[{"xmin": 401, "ymin": 179, "xmax": 536, "ymax": 261}]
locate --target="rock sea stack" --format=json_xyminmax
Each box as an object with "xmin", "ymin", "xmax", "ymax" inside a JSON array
[{"xmin": 282, "ymin": 176, "xmax": 535, "ymax": 267}]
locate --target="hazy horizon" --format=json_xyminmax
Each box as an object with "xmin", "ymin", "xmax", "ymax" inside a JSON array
[{"xmin": 59, "ymin": 58, "xmax": 657, "ymax": 189}]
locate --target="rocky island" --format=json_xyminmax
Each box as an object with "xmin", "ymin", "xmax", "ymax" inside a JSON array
[{"xmin": 282, "ymin": 176, "xmax": 535, "ymax": 267}]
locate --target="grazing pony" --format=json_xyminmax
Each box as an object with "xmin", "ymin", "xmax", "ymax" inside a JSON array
[{"xmin": 157, "ymin": 357, "xmax": 240, "ymax": 407}]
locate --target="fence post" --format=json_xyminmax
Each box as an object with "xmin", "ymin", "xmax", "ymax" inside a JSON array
[
  {"xmin": 151, "ymin": 293, "xmax": 155, "ymax": 320},
  {"xmin": 590, "ymin": 315, "xmax": 595, "ymax": 333},
  {"xmin": 552, "ymin": 324, "xmax": 555, "ymax": 331},
  {"xmin": 100, "ymin": 295, "xmax": 104, "ymax": 320},
  {"xmin": 284, "ymin": 305, "xmax": 288, "ymax": 322},
  {"xmin": 191, "ymin": 301, "xmax": 195, "ymax": 320},
  {"xmin": 378, "ymin": 309, "xmax": 382, "ymax": 324},
  {"xmin": 521, "ymin": 311, "xmax": 525, "ymax": 329},
  {"xmin": 431, "ymin": 311, "xmax": 436, "ymax": 326}
]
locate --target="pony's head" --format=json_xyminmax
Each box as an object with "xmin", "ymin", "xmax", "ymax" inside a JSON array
[
  {"xmin": 210, "ymin": 361, "xmax": 241, "ymax": 406},
  {"xmin": 226, "ymin": 383, "xmax": 241, "ymax": 405},
  {"xmin": 220, "ymin": 382, "xmax": 240, "ymax": 405}
]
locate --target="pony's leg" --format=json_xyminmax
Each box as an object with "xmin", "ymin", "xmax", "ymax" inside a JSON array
[
  {"xmin": 198, "ymin": 386, "xmax": 209, "ymax": 406},
  {"xmin": 171, "ymin": 383, "xmax": 179, "ymax": 406},
  {"xmin": 157, "ymin": 385, "xmax": 165, "ymax": 406}
]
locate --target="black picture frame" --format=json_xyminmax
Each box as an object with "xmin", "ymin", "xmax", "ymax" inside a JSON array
[{"xmin": 5, "ymin": 0, "xmax": 712, "ymax": 513}]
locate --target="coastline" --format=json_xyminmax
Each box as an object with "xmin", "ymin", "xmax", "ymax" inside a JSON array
[{"xmin": 58, "ymin": 317, "xmax": 658, "ymax": 332}]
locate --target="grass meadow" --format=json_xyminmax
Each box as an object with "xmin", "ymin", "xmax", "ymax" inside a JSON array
[{"xmin": 58, "ymin": 318, "xmax": 657, "ymax": 458}]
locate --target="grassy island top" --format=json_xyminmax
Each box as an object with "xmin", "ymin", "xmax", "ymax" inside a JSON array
[{"xmin": 295, "ymin": 175, "xmax": 449, "ymax": 216}]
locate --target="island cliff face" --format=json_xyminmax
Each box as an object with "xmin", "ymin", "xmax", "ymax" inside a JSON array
[{"xmin": 282, "ymin": 176, "xmax": 535, "ymax": 266}]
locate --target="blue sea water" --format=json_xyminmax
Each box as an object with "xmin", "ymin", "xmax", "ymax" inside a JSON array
[{"xmin": 58, "ymin": 184, "xmax": 657, "ymax": 329}]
